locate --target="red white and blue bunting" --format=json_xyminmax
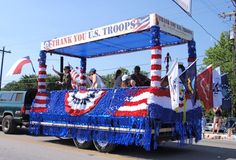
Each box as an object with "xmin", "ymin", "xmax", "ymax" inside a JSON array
[{"xmin": 65, "ymin": 90, "xmax": 106, "ymax": 116}]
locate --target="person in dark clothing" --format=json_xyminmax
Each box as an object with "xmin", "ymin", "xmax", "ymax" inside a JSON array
[
  {"xmin": 212, "ymin": 106, "xmax": 222, "ymax": 134},
  {"xmin": 52, "ymin": 65, "xmax": 72, "ymax": 90},
  {"xmin": 164, "ymin": 52, "xmax": 172, "ymax": 73},
  {"xmin": 131, "ymin": 66, "xmax": 150, "ymax": 86}
]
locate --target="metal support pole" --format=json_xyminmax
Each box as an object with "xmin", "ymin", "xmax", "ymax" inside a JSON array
[{"xmin": 60, "ymin": 56, "xmax": 64, "ymax": 82}]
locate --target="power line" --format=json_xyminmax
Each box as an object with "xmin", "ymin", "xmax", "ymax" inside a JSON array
[
  {"xmin": 199, "ymin": 0, "xmax": 232, "ymax": 27},
  {"xmin": 189, "ymin": 16, "xmax": 220, "ymax": 43}
]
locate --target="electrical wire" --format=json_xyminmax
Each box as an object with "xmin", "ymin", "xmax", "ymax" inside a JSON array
[{"xmin": 231, "ymin": 0, "xmax": 236, "ymax": 7}]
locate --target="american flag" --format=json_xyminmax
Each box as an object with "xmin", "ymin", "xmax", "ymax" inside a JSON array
[
  {"xmin": 114, "ymin": 88, "xmax": 150, "ymax": 117},
  {"xmin": 114, "ymin": 88, "xmax": 172, "ymax": 117},
  {"xmin": 134, "ymin": 15, "xmax": 150, "ymax": 32},
  {"xmin": 70, "ymin": 68, "xmax": 80, "ymax": 89}
]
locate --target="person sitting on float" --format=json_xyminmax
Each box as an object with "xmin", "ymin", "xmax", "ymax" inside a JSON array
[
  {"xmin": 121, "ymin": 74, "xmax": 136, "ymax": 88},
  {"xmin": 88, "ymin": 68, "xmax": 106, "ymax": 89},
  {"xmin": 131, "ymin": 66, "xmax": 150, "ymax": 86},
  {"xmin": 113, "ymin": 69, "xmax": 122, "ymax": 88}
]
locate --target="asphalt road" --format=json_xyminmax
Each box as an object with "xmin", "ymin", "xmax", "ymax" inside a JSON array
[{"xmin": 0, "ymin": 127, "xmax": 236, "ymax": 160}]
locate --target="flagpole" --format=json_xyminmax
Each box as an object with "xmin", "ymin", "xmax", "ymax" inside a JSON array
[
  {"xmin": 180, "ymin": 58, "xmax": 198, "ymax": 76},
  {"xmin": 198, "ymin": 64, "xmax": 212, "ymax": 75},
  {"xmin": 30, "ymin": 61, "xmax": 36, "ymax": 74}
]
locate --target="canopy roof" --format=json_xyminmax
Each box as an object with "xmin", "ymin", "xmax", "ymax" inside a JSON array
[{"xmin": 41, "ymin": 13, "xmax": 193, "ymax": 58}]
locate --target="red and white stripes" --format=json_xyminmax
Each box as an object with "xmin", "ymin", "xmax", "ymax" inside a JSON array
[
  {"xmin": 150, "ymin": 46, "xmax": 162, "ymax": 87},
  {"xmin": 37, "ymin": 64, "xmax": 47, "ymax": 92},
  {"xmin": 32, "ymin": 64, "xmax": 48, "ymax": 112},
  {"xmin": 70, "ymin": 69, "xmax": 80, "ymax": 89}
]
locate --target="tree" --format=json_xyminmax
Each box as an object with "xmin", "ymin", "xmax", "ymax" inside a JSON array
[
  {"xmin": 3, "ymin": 74, "xmax": 61, "ymax": 91},
  {"xmin": 101, "ymin": 67, "xmax": 129, "ymax": 88},
  {"xmin": 203, "ymin": 31, "xmax": 236, "ymax": 116}
]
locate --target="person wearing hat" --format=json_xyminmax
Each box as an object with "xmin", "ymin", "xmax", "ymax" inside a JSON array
[
  {"xmin": 88, "ymin": 68, "xmax": 105, "ymax": 89},
  {"xmin": 121, "ymin": 74, "xmax": 136, "ymax": 88},
  {"xmin": 52, "ymin": 65, "xmax": 72, "ymax": 90}
]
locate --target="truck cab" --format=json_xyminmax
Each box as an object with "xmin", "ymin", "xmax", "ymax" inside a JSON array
[{"xmin": 0, "ymin": 89, "xmax": 37, "ymax": 134}]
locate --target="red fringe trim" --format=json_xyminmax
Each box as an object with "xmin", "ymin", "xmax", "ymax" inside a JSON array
[
  {"xmin": 114, "ymin": 109, "xmax": 147, "ymax": 117},
  {"xmin": 124, "ymin": 99, "xmax": 147, "ymax": 106},
  {"xmin": 151, "ymin": 76, "xmax": 161, "ymax": 81},
  {"xmin": 151, "ymin": 64, "xmax": 161, "ymax": 70},
  {"xmin": 34, "ymin": 99, "xmax": 47, "ymax": 104},
  {"xmin": 150, "ymin": 46, "xmax": 162, "ymax": 50},
  {"xmin": 31, "ymin": 107, "xmax": 47, "ymax": 112},
  {"xmin": 151, "ymin": 54, "xmax": 161, "ymax": 59}
]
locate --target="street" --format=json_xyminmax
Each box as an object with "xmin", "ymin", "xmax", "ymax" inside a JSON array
[{"xmin": 0, "ymin": 128, "xmax": 236, "ymax": 160}]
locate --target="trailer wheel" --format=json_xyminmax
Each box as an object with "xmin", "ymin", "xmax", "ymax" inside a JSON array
[
  {"xmin": 2, "ymin": 115, "xmax": 16, "ymax": 134},
  {"xmin": 73, "ymin": 137, "xmax": 93, "ymax": 149},
  {"xmin": 93, "ymin": 140, "xmax": 116, "ymax": 153}
]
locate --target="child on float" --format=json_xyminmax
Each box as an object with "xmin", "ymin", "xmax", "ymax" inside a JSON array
[
  {"xmin": 121, "ymin": 74, "xmax": 136, "ymax": 88},
  {"xmin": 113, "ymin": 69, "xmax": 122, "ymax": 88}
]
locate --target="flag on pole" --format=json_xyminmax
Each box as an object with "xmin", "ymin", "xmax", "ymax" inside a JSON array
[
  {"xmin": 179, "ymin": 60, "xmax": 197, "ymax": 105},
  {"xmin": 173, "ymin": 0, "xmax": 192, "ymax": 16},
  {"xmin": 196, "ymin": 65, "xmax": 213, "ymax": 111},
  {"xmin": 213, "ymin": 67, "xmax": 222, "ymax": 108},
  {"xmin": 221, "ymin": 73, "xmax": 231, "ymax": 111},
  {"xmin": 6, "ymin": 56, "xmax": 35, "ymax": 76},
  {"xmin": 167, "ymin": 61, "xmax": 179, "ymax": 110}
]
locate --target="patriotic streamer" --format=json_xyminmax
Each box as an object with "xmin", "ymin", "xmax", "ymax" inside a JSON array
[
  {"xmin": 150, "ymin": 46, "xmax": 162, "ymax": 87},
  {"xmin": 32, "ymin": 51, "xmax": 48, "ymax": 112},
  {"xmin": 150, "ymin": 25, "xmax": 161, "ymax": 87}
]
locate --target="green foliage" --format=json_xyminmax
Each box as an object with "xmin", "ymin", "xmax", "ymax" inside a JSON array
[
  {"xmin": 3, "ymin": 74, "xmax": 61, "ymax": 91},
  {"xmin": 203, "ymin": 31, "xmax": 236, "ymax": 116}
]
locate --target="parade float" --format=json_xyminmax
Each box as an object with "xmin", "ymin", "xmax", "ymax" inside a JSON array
[{"xmin": 30, "ymin": 13, "xmax": 202, "ymax": 152}]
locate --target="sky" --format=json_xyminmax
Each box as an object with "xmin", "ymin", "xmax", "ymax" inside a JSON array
[{"xmin": 0, "ymin": 0, "xmax": 233, "ymax": 87}]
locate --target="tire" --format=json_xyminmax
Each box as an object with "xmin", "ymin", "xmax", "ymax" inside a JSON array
[
  {"xmin": 73, "ymin": 137, "xmax": 93, "ymax": 149},
  {"xmin": 2, "ymin": 115, "xmax": 16, "ymax": 134},
  {"xmin": 93, "ymin": 140, "xmax": 116, "ymax": 153}
]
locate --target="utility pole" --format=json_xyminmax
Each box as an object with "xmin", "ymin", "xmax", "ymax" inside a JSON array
[
  {"xmin": 0, "ymin": 47, "xmax": 11, "ymax": 90},
  {"xmin": 219, "ymin": 1, "xmax": 236, "ymax": 116}
]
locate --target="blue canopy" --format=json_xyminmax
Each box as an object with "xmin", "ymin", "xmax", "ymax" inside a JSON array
[
  {"xmin": 49, "ymin": 30, "xmax": 187, "ymax": 58},
  {"xmin": 41, "ymin": 13, "xmax": 193, "ymax": 58}
]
